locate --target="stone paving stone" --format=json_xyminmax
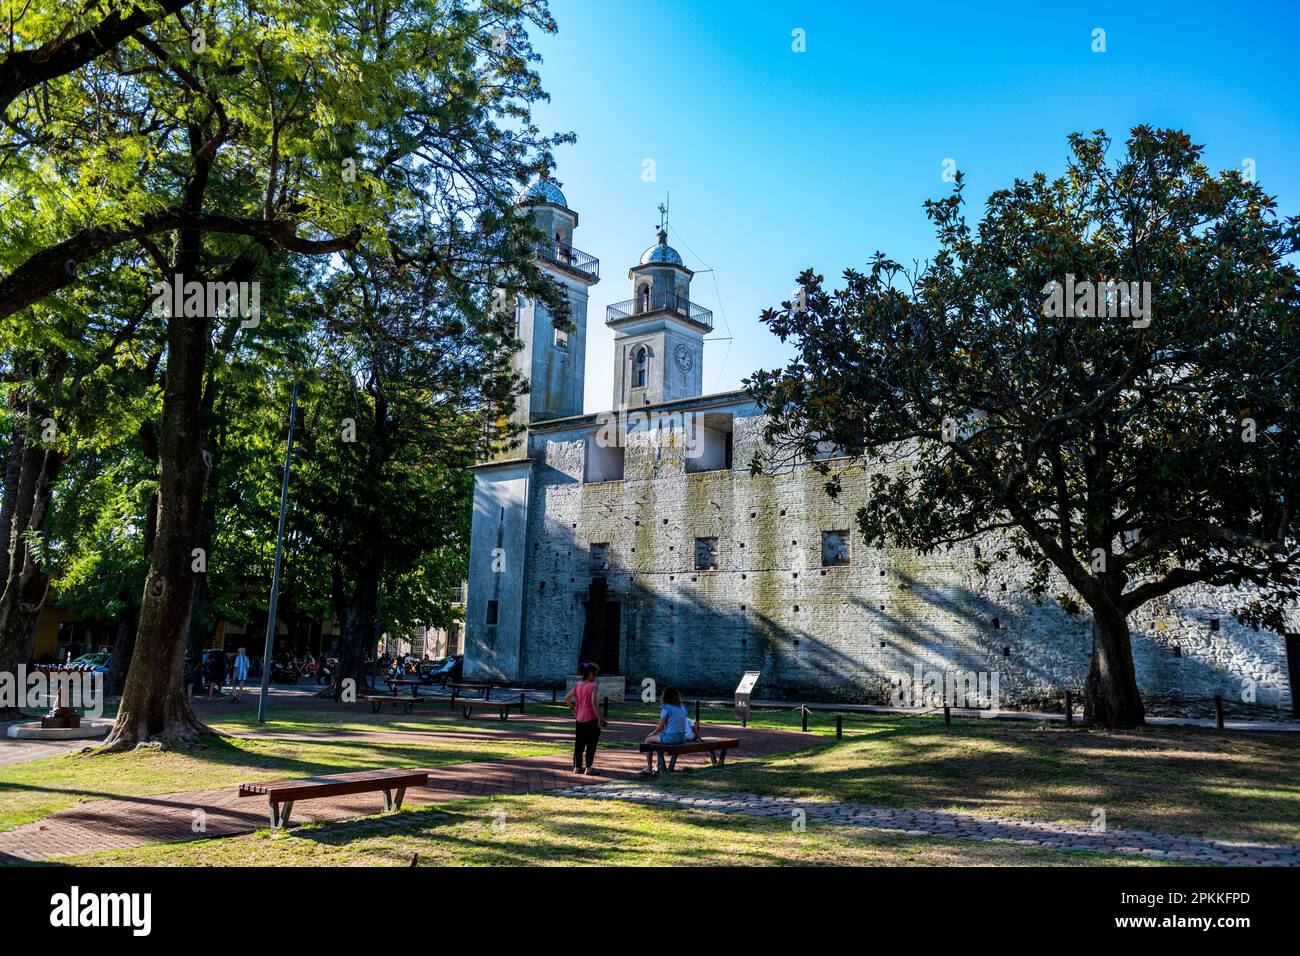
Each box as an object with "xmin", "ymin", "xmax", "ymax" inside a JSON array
[{"xmin": 555, "ymin": 783, "xmax": 1300, "ymax": 866}]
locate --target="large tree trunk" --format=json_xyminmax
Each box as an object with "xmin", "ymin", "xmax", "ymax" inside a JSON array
[
  {"xmin": 1083, "ymin": 607, "xmax": 1146, "ymax": 729},
  {"xmin": 186, "ymin": 526, "xmax": 215, "ymax": 663},
  {"xmin": 325, "ymin": 563, "xmax": 381, "ymax": 702},
  {"xmin": 187, "ymin": 342, "xmax": 227, "ymax": 664},
  {"xmin": 99, "ymin": 120, "xmax": 221, "ymax": 751},
  {"xmin": 98, "ymin": 278, "xmax": 214, "ymax": 751}
]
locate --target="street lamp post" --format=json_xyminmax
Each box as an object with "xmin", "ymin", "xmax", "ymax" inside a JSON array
[{"xmin": 257, "ymin": 381, "xmax": 299, "ymax": 723}]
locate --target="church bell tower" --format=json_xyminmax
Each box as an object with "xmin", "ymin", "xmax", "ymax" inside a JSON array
[
  {"xmin": 607, "ymin": 206, "xmax": 712, "ymax": 408},
  {"xmin": 464, "ymin": 177, "xmax": 600, "ymax": 684},
  {"xmin": 511, "ymin": 178, "xmax": 600, "ymax": 424}
]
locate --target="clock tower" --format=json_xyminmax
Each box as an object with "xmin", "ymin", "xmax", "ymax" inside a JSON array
[{"xmin": 607, "ymin": 212, "xmax": 712, "ymax": 408}]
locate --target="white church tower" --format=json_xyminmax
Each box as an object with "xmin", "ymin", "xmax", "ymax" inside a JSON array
[
  {"xmin": 464, "ymin": 178, "xmax": 600, "ymax": 683},
  {"xmin": 607, "ymin": 210, "xmax": 712, "ymax": 408},
  {"xmin": 510, "ymin": 179, "xmax": 601, "ymax": 423}
]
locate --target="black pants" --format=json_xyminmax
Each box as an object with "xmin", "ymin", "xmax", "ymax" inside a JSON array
[{"xmin": 574, "ymin": 719, "xmax": 601, "ymax": 768}]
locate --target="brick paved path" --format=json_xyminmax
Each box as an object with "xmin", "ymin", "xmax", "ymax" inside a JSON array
[
  {"xmin": 0, "ymin": 736, "xmax": 88, "ymax": 768},
  {"xmin": 0, "ymin": 720, "xmax": 806, "ymax": 862},
  {"xmin": 556, "ymin": 783, "xmax": 1300, "ymax": 866}
]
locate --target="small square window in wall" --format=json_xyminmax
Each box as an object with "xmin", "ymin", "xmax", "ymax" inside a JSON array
[
  {"xmin": 821, "ymin": 529, "xmax": 850, "ymax": 567},
  {"xmin": 486, "ymin": 600, "xmax": 499, "ymax": 626},
  {"xmin": 694, "ymin": 537, "xmax": 719, "ymax": 571},
  {"xmin": 554, "ymin": 325, "xmax": 569, "ymax": 349},
  {"xmin": 590, "ymin": 542, "xmax": 609, "ymax": 572}
]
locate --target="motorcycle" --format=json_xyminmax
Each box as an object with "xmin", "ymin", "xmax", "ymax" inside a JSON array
[{"xmin": 271, "ymin": 660, "xmax": 300, "ymax": 685}]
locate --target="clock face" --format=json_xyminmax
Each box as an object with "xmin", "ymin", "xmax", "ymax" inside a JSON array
[{"xmin": 674, "ymin": 344, "xmax": 693, "ymax": 373}]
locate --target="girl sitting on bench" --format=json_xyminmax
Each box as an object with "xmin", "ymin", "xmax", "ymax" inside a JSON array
[{"xmin": 641, "ymin": 688, "xmax": 698, "ymax": 775}]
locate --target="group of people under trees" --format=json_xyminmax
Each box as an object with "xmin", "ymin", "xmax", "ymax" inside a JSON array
[
  {"xmin": 180, "ymin": 648, "xmax": 342, "ymax": 702},
  {"xmin": 183, "ymin": 648, "xmax": 251, "ymax": 703},
  {"xmin": 176, "ymin": 647, "xmax": 438, "ymax": 705}
]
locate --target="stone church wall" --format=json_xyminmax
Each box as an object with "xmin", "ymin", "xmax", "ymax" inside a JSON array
[{"xmin": 505, "ymin": 396, "xmax": 1293, "ymax": 714}]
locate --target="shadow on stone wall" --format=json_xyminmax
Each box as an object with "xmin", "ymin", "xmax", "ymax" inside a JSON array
[{"xmin": 515, "ymin": 516, "xmax": 1293, "ymax": 714}]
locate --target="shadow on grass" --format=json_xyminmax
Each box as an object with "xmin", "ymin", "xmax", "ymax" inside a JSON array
[{"xmin": 651, "ymin": 718, "xmax": 1300, "ymax": 842}]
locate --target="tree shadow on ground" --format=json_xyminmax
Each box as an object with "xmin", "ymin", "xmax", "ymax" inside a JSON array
[{"xmin": 652, "ymin": 719, "xmax": 1300, "ymax": 842}]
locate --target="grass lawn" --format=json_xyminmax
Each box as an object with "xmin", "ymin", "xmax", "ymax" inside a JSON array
[
  {"xmin": 654, "ymin": 717, "xmax": 1300, "ymax": 844},
  {"xmin": 5, "ymin": 701, "xmax": 1297, "ymax": 866},
  {"xmin": 530, "ymin": 702, "xmax": 1300, "ymax": 843},
  {"xmin": 0, "ymin": 706, "xmax": 581, "ymax": 832},
  {"xmin": 60, "ymin": 792, "xmax": 1176, "ymax": 867}
]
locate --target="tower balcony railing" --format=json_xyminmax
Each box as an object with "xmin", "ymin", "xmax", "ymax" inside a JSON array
[
  {"xmin": 535, "ymin": 240, "xmax": 599, "ymax": 280},
  {"xmin": 606, "ymin": 291, "xmax": 713, "ymax": 331}
]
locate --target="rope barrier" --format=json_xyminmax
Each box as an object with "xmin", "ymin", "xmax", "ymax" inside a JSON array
[{"xmin": 408, "ymin": 684, "xmax": 1280, "ymax": 734}]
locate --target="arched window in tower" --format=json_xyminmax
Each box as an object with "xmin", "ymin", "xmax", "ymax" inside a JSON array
[
  {"xmin": 634, "ymin": 346, "xmax": 648, "ymax": 388},
  {"xmin": 636, "ymin": 283, "xmax": 650, "ymax": 314},
  {"xmin": 675, "ymin": 283, "xmax": 688, "ymax": 312}
]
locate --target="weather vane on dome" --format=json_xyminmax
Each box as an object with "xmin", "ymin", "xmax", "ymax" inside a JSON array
[{"xmin": 657, "ymin": 194, "xmax": 670, "ymax": 232}]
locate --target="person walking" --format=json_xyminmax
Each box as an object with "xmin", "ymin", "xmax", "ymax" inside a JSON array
[
  {"xmin": 206, "ymin": 651, "xmax": 228, "ymax": 702},
  {"xmin": 564, "ymin": 662, "xmax": 607, "ymax": 774},
  {"xmin": 230, "ymin": 647, "xmax": 250, "ymax": 702}
]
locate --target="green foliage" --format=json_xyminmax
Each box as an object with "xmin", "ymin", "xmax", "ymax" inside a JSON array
[
  {"xmin": 749, "ymin": 127, "xmax": 1300, "ymax": 628},
  {"xmin": 2, "ymin": 0, "xmax": 569, "ymax": 654}
]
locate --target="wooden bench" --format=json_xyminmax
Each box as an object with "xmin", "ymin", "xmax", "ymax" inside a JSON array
[
  {"xmin": 638, "ymin": 737, "xmax": 740, "ymax": 773},
  {"xmin": 238, "ymin": 769, "xmax": 429, "ymax": 829},
  {"xmin": 385, "ymin": 678, "xmax": 424, "ymax": 696},
  {"xmin": 447, "ymin": 682, "xmax": 494, "ymax": 703},
  {"xmin": 456, "ymin": 697, "xmax": 522, "ymax": 721},
  {"xmin": 364, "ymin": 694, "xmax": 424, "ymax": 714}
]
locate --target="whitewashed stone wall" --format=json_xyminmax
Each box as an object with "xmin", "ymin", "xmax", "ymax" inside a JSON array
[{"xmin": 470, "ymin": 393, "xmax": 1294, "ymax": 715}]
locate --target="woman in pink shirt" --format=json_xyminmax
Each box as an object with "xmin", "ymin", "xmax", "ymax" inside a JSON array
[{"xmin": 564, "ymin": 662, "xmax": 607, "ymax": 774}]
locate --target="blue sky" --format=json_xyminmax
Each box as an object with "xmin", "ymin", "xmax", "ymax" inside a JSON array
[{"xmin": 528, "ymin": 0, "xmax": 1300, "ymax": 412}]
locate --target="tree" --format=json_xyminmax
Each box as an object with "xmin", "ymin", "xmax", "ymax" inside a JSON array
[
  {"xmin": 294, "ymin": 215, "xmax": 545, "ymax": 700},
  {"xmin": 0, "ymin": 0, "xmax": 198, "ymax": 115},
  {"xmin": 747, "ymin": 128, "xmax": 1300, "ymax": 728},
  {"xmin": 0, "ymin": 243, "xmax": 158, "ymax": 717},
  {"xmin": 1, "ymin": 0, "xmax": 569, "ymax": 747}
]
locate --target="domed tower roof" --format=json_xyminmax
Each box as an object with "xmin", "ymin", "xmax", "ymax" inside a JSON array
[
  {"xmin": 640, "ymin": 228, "xmax": 683, "ymax": 266},
  {"xmin": 519, "ymin": 179, "xmax": 568, "ymax": 208}
]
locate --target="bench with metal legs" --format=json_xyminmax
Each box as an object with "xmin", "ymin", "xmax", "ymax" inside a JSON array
[
  {"xmin": 238, "ymin": 769, "xmax": 428, "ymax": 830},
  {"xmin": 638, "ymin": 737, "xmax": 740, "ymax": 773}
]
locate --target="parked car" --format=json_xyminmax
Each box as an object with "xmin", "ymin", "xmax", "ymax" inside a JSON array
[
  {"xmin": 66, "ymin": 652, "xmax": 111, "ymax": 673},
  {"xmin": 417, "ymin": 657, "xmax": 447, "ymax": 681},
  {"xmin": 421, "ymin": 655, "xmax": 462, "ymax": 686}
]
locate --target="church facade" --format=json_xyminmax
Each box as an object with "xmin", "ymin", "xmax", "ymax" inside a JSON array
[{"xmin": 463, "ymin": 183, "xmax": 1298, "ymax": 714}]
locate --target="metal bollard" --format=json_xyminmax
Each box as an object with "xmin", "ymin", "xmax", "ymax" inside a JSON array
[
  {"xmin": 1065, "ymin": 690, "xmax": 1073, "ymax": 727},
  {"xmin": 943, "ymin": 704, "xmax": 951, "ymax": 725},
  {"xmin": 602, "ymin": 697, "xmax": 609, "ymax": 720},
  {"xmin": 801, "ymin": 705, "xmax": 808, "ymax": 732},
  {"xmin": 695, "ymin": 699, "xmax": 700, "ymax": 725},
  {"xmin": 552, "ymin": 687, "xmax": 557, "ymax": 705},
  {"xmin": 836, "ymin": 714, "xmax": 843, "ymax": 739},
  {"xmin": 1214, "ymin": 694, "xmax": 1224, "ymax": 730}
]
